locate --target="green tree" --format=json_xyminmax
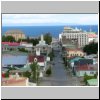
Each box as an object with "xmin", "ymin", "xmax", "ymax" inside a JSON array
[
  {"xmin": 46, "ymin": 66, "xmax": 52, "ymax": 76},
  {"xmin": 83, "ymin": 42, "xmax": 98, "ymax": 55},
  {"xmin": 23, "ymin": 71, "xmax": 31, "ymax": 78},
  {"xmin": 18, "ymin": 48, "xmax": 28, "ymax": 52},
  {"xmin": 30, "ymin": 61, "xmax": 40, "ymax": 84},
  {"xmin": 3, "ymin": 36, "xmax": 16, "ymax": 42},
  {"xmin": 44, "ymin": 33, "xmax": 52, "ymax": 45}
]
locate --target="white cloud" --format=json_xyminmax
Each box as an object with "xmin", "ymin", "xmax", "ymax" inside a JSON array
[{"xmin": 2, "ymin": 14, "xmax": 98, "ymax": 26}]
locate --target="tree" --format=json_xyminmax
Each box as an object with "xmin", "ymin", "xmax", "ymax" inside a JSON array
[
  {"xmin": 46, "ymin": 66, "xmax": 52, "ymax": 76},
  {"xmin": 2, "ymin": 36, "xmax": 16, "ymax": 42},
  {"xmin": 18, "ymin": 48, "xmax": 28, "ymax": 52},
  {"xmin": 23, "ymin": 71, "xmax": 31, "ymax": 78},
  {"xmin": 30, "ymin": 61, "xmax": 40, "ymax": 84},
  {"xmin": 83, "ymin": 42, "xmax": 98, "ymax": 55},
  {"xmin": 44, "ymin": 33, "xmax": 52, "ymax": 45}
]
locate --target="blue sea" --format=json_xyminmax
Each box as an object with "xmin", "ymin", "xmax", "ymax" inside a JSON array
[{"xmin": 2, "ymin": 25, "xmax": 98, "ymax": 38}]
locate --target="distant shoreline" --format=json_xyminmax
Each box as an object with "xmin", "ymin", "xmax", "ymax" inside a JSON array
[{"xmin": 2, "ymin": 25, "xmax": 98, "ymax": 38}]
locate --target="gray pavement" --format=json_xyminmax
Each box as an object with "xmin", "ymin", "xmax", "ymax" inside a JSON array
[{"xmin": 39, "ymin": 42, "xmax": 81, "ymax": 86}]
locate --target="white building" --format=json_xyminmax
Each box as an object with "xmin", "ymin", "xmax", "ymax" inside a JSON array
[
  {"xmin": 75, "ymin": 65, "xmax": 96, "ymax": 77},
  {"xmin": 59, "ymin": 26, "xmax": 88, "ymax": 48},
  {"xmin": 35, "ymin": 34, "xmax": 51, "ymax": 55},
  {"xmin": 87, "ymin": 32, "xmax": 98, "ymax": 43},
  {"xmin": 20, "ymin": 42, "xmax": 33, "ymax": 51}
]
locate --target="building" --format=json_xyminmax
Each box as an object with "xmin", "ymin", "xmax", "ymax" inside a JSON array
[
  {"xmin": 61, "ymin": 36, "xmax": 78, "ymax": 48},
  {"xmin": 66, "ymin": 48, "xmax": 85, "ymax": 59},
  {"xmin": 28, "ymin": 55, "xmax": 47, "ymax": 72},
  {"xmin": 2, "ymin": 55, "xmax": 28, "ymax": 68},
  {"xmin": 35, "ymin": 34, "xmax": 51, "ymax": 56},
  {"xmin": 20, "ymin": 42, "xmax": 33, "ymax": 51},
  {"xmin": 2, "ymin": 42, "xmax": 20, "ymax": 51},
  {"xmin": 2, "ymin": 77, "xmax": 29, "ymax": 86},
  {"xmin": 75, "ymin": 64, "xmax": 96, "ymax": 77},
  {"xmin": 59, "ymin": 26, "xmax": 88, "ymax": 48},
  {"xmin": 5, "ymin": 30, "xmax": 26, "ymax": 41},
  {"xmin": 87, "ymin": 32, "xmax": 98, "ymax": 43}
]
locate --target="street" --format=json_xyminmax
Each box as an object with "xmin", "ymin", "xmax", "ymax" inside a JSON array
[{"xmin": 39, "ymin": 42, "xmax": 81, "ymax": 86}]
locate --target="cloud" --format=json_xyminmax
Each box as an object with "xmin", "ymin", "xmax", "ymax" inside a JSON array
[{"xmin": 2, "ymin": 14, "xmax": 98, "ymax": 26}]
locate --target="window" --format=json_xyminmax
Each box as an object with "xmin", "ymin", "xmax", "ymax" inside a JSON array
[{"xmin": 90, "ymin": 72, "xmax": 94, "ymax": 74}]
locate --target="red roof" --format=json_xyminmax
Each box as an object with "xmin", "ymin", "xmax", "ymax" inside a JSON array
[
  {"xmin": 75, "ymin": 65, "xmax": 94, "ymax": 71},
  {"xmin": 28, "ymin": 55, "xmax": 44, "ymax": 63},
  {"xmin": 88, "ymin": 34, "xmax": 97, "ymax": 38},
  {"xmin": 2, "ymin": 42, "xmax": 20, "ymax": 46}
]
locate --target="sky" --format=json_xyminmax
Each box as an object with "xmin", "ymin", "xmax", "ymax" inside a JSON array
[{"xmin": 2, "ymin": 14, "xmax": 98, "ymax": 26}]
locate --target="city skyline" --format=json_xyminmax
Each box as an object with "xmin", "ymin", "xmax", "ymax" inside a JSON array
[{"xmin": 2, "ymin": 14, "xmax": 98, "ymax": 26}]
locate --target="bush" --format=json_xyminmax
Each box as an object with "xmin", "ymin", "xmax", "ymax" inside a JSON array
[
  {"xmin": 46, "ymin": 67, "xmax": 52, "ymax": 76},
  {"xmin": 83, "ymin": 73, "xmax": 96, "ymax": 85},
  {"xmin": 4, "ymin": 71, "xmax": 9, "ymax": 78},
  {"xmin": 23, "ymin": 71, "xmax": 31, "ymax": 78}
]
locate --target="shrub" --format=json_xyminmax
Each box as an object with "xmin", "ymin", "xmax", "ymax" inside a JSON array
[
  {"xmin": 23, "ymin": 71, "xmax": 31, "ymax": 78},
  {"xmin": 46, "ymin": 67, "xmax": 52, "ymax": 76},
  {"xmin": 4, "ymin": 71, "xmax": 9, "ymax": 78}
]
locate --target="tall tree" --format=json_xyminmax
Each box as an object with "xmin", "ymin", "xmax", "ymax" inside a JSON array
[
  {"xmin": 44, "ymin": 33, "xmax": 52, "ymax": 45},
  {"xmin": 30, "ymin": 61, "xmax": 40, "ymax": 84}
]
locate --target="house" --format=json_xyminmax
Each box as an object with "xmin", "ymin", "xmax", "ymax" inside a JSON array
[
  {"xmin": 2, "ymin": 42, "xmax": 20, "ymax": 51},
  {"xmin": 74, "ymin": 59, "xmax": 93, "ymax": 66},
  {"xmin": 75, "ymin": 64, "xmax": 96, "ymax": 77},
  {"xmin": 88, "ymin": 33, "xmax": 98, "ymax": 43},
  {"xmin": 20, "ymin": 42, "xmax": 33, "ymax": 51},
  {"xmin": 66, "ymin": 48, "xmax": 85, "ymax": 59},
  {"xmin": 2, "ymin": 76, "xmax": 29, "ymax": 86},
  {"xmin": 69, "ymin": 57, "xmax": 83, "ymax": 68},
  {"xmin": 2, "ymin": 55, "xmax": 28, "ymax": 68},
  {"xmin": 28, "ymin": 55, "xmax": 47, "ymax": 71}
]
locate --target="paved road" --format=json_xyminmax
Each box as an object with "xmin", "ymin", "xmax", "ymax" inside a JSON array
[
  {"xmin": 39, "ymin": 42, "xmax": 81, "ymax": 86},
  {"xmin": 39, "ymin": 45, "xmax": 68, "ymax": 86}
]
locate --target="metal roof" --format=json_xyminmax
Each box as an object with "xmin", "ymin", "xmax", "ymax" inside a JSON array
[{"xmin": 2, "ymin": 55, "xmax": 28, "ymax": 66}]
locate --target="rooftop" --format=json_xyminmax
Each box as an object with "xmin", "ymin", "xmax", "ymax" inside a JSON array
[
  {"xmin": 2, "ymin": 55, "xmax": 28, "ymax": 66},
  {"xmin": 28, "ymin": 55, "xmax": 45, "ymax": 63},
  {"xmin": 2, "ymin": 42, "xmax": 20, "ymax": 46},
  {"xmin": 74, "ymin": 59, "xmax": 93, "ymax": 66},
  {"xmin": 5, "ymin": 30, "xmax": 25, "ymax": 34},
  {"xmin": 75, "ymin": 64, "xmax": 94, "ymax": 71},
  {"xmin": 88, "ymin": 33, "xmax": 97, "ymax": 38},
  {"xmin": 2, "ymin": 77, "xmax": 28, "ymax": 86}
]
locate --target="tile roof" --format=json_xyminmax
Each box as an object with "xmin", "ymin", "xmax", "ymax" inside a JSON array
[
  {"xmin": 88, "ymin": 34, "xmax": 97, "ymax": 38},
  {"xmin": 75, "ymin": 65, "xmax": 94, "ymax": 71},
  {"xmin": 28, "ymin": 55, "xmax": 44, "ymax": 63},
  {"xmin": 2, "ymin": 42, "xmax": 20, "ymax": 46}
]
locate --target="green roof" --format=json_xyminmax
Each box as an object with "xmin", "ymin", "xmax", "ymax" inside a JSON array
[
  {"xmin": 2, "ymin": 51, "xmax": 28, "ymax": 56},
  {"xmin": 17, "ymin": 65, "xmax": 31, "ymax": 72},
  {"xmin": 69, "ymin": 57, "xmax": 83, "ymax": 63},
  {"xmin": 87, "ymin": 79, "xmax": 98, "ymax": 86}
]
